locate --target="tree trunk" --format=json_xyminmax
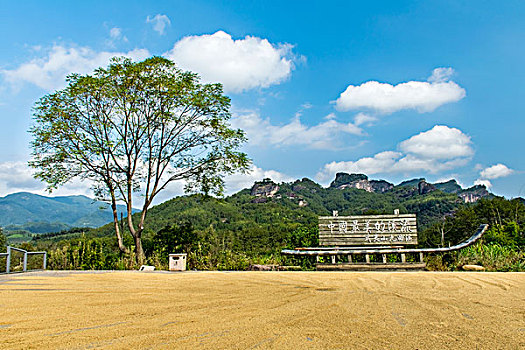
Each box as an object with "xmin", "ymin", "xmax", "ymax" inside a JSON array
[
  {"xmin": 134, "ymin": 235, "xmax": 145, "ymax": 264},
  {"xmin": 112, "ymin": 215, "xmax": 128, "ymax": 253},
  {"xmin": 110, "ymin": 189, "xmax": 128, "ymax": 253}
]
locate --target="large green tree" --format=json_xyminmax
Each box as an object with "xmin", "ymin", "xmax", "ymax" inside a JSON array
[{"xmin": 29, "ymin": 57, "xmax": 250, "ymax": 261}]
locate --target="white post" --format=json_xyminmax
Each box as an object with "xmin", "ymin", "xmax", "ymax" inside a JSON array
[
  {"xmin": 23, "ymin": 251, "xmax": 27, "ymax": 272},
  {"xmin": 6, "ymin": 246, "xmax": 10, "ymax": 273}
]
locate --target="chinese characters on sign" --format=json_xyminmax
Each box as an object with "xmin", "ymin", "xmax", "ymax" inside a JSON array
[
  {"xmin": 364, "ymin": 232, "xmax": 413, "ymax": 243},
  {"xmin": 326, "ymin": 219, "xmax": 414, "ymax": 242}
]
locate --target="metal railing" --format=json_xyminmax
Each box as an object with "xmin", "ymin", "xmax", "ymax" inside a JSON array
[{"xmin": 0, "ymin": 246, "xmax": 47, "ymax": 273}]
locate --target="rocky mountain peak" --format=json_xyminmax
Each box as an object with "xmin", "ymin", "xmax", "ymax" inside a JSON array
[
  {"xmin": 459, "ymin": 185, "xmax": 490, "ymax": 203},
  {"xmin": 329, "ymin": 173, "xmax": 368, "ymax": 188},
  {"xmin": 250, "ymin": 178, "xmax": 279, "ymax": 198},
  {"xmin": 398, "ymin": 178, "xmax": 426, "ymax": 188},
  {"xmin": 418, "ymin": 180, "xmax": 437, "ymax": 195},
  {"xmin": 369, "ymin": 180, "xmax": 394, "ymax": 193},
  {"xmin": 434, "ymin": 179, "xmax": 462, "ymax": 194},
  {"xmin": 330, "ymin": 173, "xmax": 393, "ymax": 193}
]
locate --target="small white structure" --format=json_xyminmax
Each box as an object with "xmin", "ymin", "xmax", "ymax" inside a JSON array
[
  {"xmin": 139, "ymin": 265, "xmax": 155, "ymax": 271},
  {"xmin": 169, "ymin": 253, "xmax": 187, "ymax": 271}
]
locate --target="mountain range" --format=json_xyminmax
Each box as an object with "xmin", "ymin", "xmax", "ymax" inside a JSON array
[
  {"xmin": 3, "ymin": 173, "xmax": 493, "ymax": 244},
  {"xmin": 64, "ymin": 172, "xmax": 494, "ymax": 252},
  {"xmin": 0, "ymin": 192, "xmax": 133, "ymax": 236}
]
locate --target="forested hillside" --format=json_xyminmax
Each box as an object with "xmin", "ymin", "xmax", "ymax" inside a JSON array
[
  {"xmin": 18, "ymin": 173, "xmax": 524, "ymax": 271},
  {"xmin": 30, "ymin": 173, "xmax": 489, "ymax": 248},
  {"xmin": 87, "ymin": 173, "xmax": 490, "ymax": 243}
]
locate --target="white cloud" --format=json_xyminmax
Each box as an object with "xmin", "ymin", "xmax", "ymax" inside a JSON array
[
  {"xmin": 107, "ymin": 27, "xmax": 128, "ymax": 46},
  {"xmin": 479, "ymin": 163, "xmax": 514, "ymax": 179},
  {"xmin": 109, "ymin": 27, "xmax": 122, "ymax": 39},
  {"xmin": 316, "ymin": 125, "xmax": 473, "ymax": 181},
  {"xmin": 335, "ymin": 67, "xmax": 466, "ymax": 114},
  {"xmin": 392, "ymin": 154, "xmax": 470, "ymax": 173},
  {"xmin": 399, "ymin": 125, "xmax": 473, "ymax": 159},
  {"xmin": 301, "ymin": 102, "xmax": 313, "ymax": 110},
  {"xmin": 317, "ymin": 151, "xmax": 402, "ymax": 181},
  {"xmin": 428, "ymin": 67, "xmax": 455, "ymax": 83},
  {"xmin": 224, "ymin": 165, "xmax": 294, "ymax": 194},
  {"xmin": 0, "ymin": 161, "xmax": 93, "ymax": 197},
  {"xmin": 166, "ymin": 31, "xmax": 296, "ymax": 92},
  {"xmin": 354, "ymin": 112, "xmax": 378, "ymax": 126},
  {"xmin": 472, "ymin": 163, "xmax": 512, "ymax": 192},
  {"xmin": 3, "ymin": 31, "xmax": 297, "ymax": 94},
  {"xmin": 232, "ymin": 111, "xmax": 363, "ymax": 150},
  {"xmin": 146, "ymin": 14, "xmax": 171, "ymax": 35},
  {"xmin": 474, "ymin": 179, "xmax": 492, "ymax": 189},
  {"xmin": 2, "ymin": 45, "xmax": 150, "ymax": 91}
]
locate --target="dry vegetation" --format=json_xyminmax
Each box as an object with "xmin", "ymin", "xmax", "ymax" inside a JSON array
[{"xmin": 1, "ymin": 271, "xmax": 524, "ymax": 349}]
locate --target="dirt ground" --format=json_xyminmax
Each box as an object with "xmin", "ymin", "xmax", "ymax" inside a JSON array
[{"xmin": 0, "ymin": 271, "xmax": 524, "ymax": 349}]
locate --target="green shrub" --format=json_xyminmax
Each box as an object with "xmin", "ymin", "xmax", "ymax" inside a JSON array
[{"xmin": 457, "ymin": 243, "xmax": 525, "ymax": 271}]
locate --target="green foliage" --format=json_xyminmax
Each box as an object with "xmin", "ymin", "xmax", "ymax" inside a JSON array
[
  {"xmin": 422, "ymin": 197, "xmax": 525, "ymax": 272},
  {"xmin": 457, "ymin": 243, "xmax": 525, "ymax": 271},
  {"xmin": 32, "ymin": 227, "xmax": 93, "ymax": 241},
  {"xmin": 427, "ymin": 242, "xmax": 525, "ymax": 272},
  {"xmin": 28, "ymin": 176, "xmax": 525, "ymax": 271},
  {"xmin": 421, "ymin": 197, "xmax": 525, "ymax": 247},
  {"xmin": 281, "ymin": 226, "xmax": 319, "ymax": 270},
  {"xmin": 5, "ymin": 230, "xmax": 35, "ymax": 244},
  {"xmin": 31, "ymin": 177, "xmax": 475, "ymax": 269},
  {"xmin": 484, "ymin": 222, "xmax": 525, "ymax": 248},
  {"xmin": 0, "ymin": 228, "xmax": 6, "ymax": 253},
  {"xmin": 44, "ymin": 235, "xmax": 140, "ymax": 270},
  {"xmin": 151, "ymin": 222, "xmax": 197, "ymax": 261},
  {"xmin": 285, "ymin": 226, "xmax": 318, "ymax": 249}
]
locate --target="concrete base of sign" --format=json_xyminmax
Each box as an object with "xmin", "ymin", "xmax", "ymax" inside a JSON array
[
  {"xmin": 169, "ymin": 253, "xmax": 187, "ymax": 271},
  {"xmin": 316, "ymin": 262, "xmax": 427, "ymax": 271}
]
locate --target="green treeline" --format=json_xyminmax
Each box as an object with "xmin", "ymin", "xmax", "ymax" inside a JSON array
[{"xmin": 20, "ymin": 181, "xmax": 525, "ymax": 271}]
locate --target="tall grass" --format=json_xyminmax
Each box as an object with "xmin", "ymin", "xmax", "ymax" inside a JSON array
[
  {"xmin": 426, "ymin": 243, "xmax": 524, "ymax": 272},
  {"xmin": 456, "ymin": 243, "xmax": 525, "ymax": 271}
]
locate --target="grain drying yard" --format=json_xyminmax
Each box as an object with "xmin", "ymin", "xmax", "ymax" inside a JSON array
[{"xmin": 1, "ymin": 271, "xmax": 524, "ymax": 349}]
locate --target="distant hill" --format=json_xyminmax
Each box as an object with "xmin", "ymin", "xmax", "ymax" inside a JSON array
[{"xmin": 0, "ymin": 192, "xmax": 134, "ymax": 234}]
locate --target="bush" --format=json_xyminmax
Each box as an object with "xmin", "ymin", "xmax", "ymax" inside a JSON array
[{"xmin": 484, "ymin": 222, "xmax": 524, "ymax": 248}]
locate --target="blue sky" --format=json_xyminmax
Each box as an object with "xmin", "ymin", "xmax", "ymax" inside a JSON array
[{"xmin": 0, "ymin": 0, "xmax": 523, "ymax": 200}]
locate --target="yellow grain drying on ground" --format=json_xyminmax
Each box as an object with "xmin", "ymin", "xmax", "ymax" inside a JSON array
[{"xmin": 1, "ymin": 271, "xmax": 524, "ymax": 349}]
